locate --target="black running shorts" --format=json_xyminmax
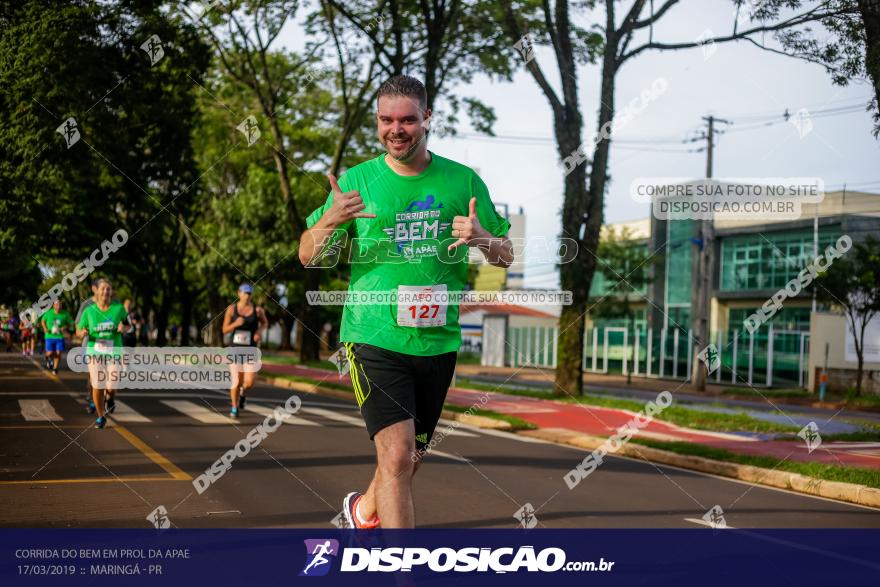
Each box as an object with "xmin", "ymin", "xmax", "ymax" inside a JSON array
[{"xmin": 343, "ymin": 342, "xmax": 457, "ymax": 451}]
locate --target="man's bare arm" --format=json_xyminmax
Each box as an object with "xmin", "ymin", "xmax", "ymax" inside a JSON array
[{"xmin": 298, "ymin": 173, "xmax": 375, "ymax": 267}]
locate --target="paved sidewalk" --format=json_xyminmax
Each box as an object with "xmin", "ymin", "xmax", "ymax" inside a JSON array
[{"xmin": 261, "ymin": 361, "xmax": 880, "ymax": 470}]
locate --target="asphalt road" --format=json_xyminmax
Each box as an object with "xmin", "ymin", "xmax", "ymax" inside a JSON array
[{"xmin": 1, "ymin": 353, "xmax": 879, "ymax": 529}]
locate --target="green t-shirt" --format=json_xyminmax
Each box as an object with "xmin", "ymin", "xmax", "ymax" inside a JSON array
[
  {"xmin": 306, "ymin": 152, "xmax": 510, "ymax": 356},
  {"xmin": 77, "ymin": 302, "xmax": 128, "ymax": 356},
  {"xmin": 41, "ymin": 309, "xmax": 72, "ymax": 340}
]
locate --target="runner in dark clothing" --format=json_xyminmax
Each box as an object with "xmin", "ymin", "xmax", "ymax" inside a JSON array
[{"xmin": 221, "ymin": 283, "xmax": 267, "ymax": 418}]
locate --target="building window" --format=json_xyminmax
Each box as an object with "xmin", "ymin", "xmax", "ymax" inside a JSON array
[
  {"xmin": 728, "ymin": 307, "xmax": 811, "ymax": 332},
  {"xmin": 719, "ymin": 229, "xmax": 838, "ymax": 292}
]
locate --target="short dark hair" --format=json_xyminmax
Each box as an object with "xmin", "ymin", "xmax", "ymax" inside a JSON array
[{"xmin": 377, "ymin": 75, "xmax": 427, "ymax": 111}]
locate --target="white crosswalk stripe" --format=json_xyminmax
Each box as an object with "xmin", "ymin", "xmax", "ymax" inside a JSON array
[
  {"xmin": 8, "ymin": 394, "xmax": 470, "ymax": 434},
  {"xmin": 246, "ymin": 404, "xmax": 322, "ymax": 427},
  {"xmin": 19, "ymin": 399, "xmax": 62, "ymax": 421},
  {"xmin": 109, "ymin": 400, "xmax": 151, "ymax": 423},
  {"xmin": 299, "ymin": 406, "xmax": 365, "ymax": 427},
  {"xmin": 161, "ymin": 400, "xmax": 234, "ymax": 424}
]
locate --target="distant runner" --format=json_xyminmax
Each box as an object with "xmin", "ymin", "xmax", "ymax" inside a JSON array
[
  {"xmin": 40, "ymin": 299, "xmax": 72, "ymax": 375},
  {"xmin": 122, "ymin": 298, "xmax": 140, "ymax": 348},
  {"xmin": 221, "ymin": 283, "xmax": 267, "ymax": 418},
  {"xmin": 77, "ymin": 279, "xmax": 100, "ymax": 412},
  {"xmin": 19, "ymin": 317, "xmax": 34, "ymax": 357},
  {"xmin": 1, "ymin": 305, "xmax": 13, "ymax": 352},
  {"xmin": 76, "ymin": 279, "xmax": 130, "ymax": 429},
  {"xmin": 299, "ymin": 75, "xmax": 513, "ymax": 528}
]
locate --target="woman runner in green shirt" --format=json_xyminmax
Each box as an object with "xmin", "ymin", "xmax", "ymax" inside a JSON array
[{"xmin": 76, "ymin": 278, "xmax": 129, "ymax": 429}]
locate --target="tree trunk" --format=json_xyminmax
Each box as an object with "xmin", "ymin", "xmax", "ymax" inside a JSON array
[
  {"xmin": 279, "ymin": 311, "xmax": 295, "ymax": 351},
  {"xmin": 266, "ymin": 117, "xmax": 323, "ymax": 360},
  {"xmin": 207, "ymin": 285, "xmax": 224, "ymax": 347},
  {"xmin": 155, "ymin": 293, "xmax": 171, "ymax": 347},
  {"xmin": 555, "ymin": 40, "xmax": 617, "ymax": 396},
  {"xmin": 856, "ymin": 354, "xmax": 864, "ymax": 396},
  {"xmin": 178, "ymin": 259, "xmax": 192, "ymax": 346},
  {"xmin": 299, "ymin": 269, "xmax": 322, "ymax": 362},
  {"xmin": 858, "ymin": 0, "xmax": 880, "ymax": 132},
  {"xmin": 627, "ymin": 313, "xmax": 634, "ymax": 385},
  {"xmin": 556, "ymin": 148, "xmax": 590, "ymax": 396}
]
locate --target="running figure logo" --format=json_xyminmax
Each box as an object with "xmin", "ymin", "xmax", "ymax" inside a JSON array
[
  {"xmin": 513, "ymin": 503, "xmax": 538, "ymax": 529},
  {"xmin": 140, "ymin": 34, "xmax": 165, "ymax": 66},
  {"xmin": 513, "ymin": 34, "xmax": 536, "ymax": 64},
  {"xmin": 702, "ymin": 505, "xmax": 727, "ymax": 529},
  {"xmin": 788, "ymin": 107, "xmax": 813, "ymax": 138},
  {"xmin": 56, "ymin": 117, "xmax": 81, "ymax": 149},
  {"xmin": 146, "ymin": 505, "xmax": 171, "ymax": 529},
  {"xmin": 237, "ymin": 115, "xmax": 261, "ymax": 147},
  {"xmin": 698, "ymin": 344, "xmax": 721, "ymax": 374},
  {"xmin": 299, "ymin": 539, "xmax": 339, "ymax": 577},
  {"xmin": 329, "ymin": 346, "xmax": 350, "ymax": 377},
  {"xmin": 797, "ymin": 421, "xmax": 822, "ymax": 453}
]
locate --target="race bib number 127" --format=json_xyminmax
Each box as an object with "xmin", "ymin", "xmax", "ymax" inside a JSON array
[{"xmin": 397, "ymin": 285, "xmax": 448, "ymax": 328}]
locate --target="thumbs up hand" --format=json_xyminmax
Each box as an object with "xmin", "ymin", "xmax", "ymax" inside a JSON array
[{"xmin": 448, "ymin": 197, "xmax": 490, "ymax": 251}]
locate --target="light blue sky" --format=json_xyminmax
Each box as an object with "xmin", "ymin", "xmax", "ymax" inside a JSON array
[{"xmin": 281, "ymin": 2, "xmax": 880, "ymax": 288}]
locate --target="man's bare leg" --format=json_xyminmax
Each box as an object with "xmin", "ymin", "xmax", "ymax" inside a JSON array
[
  {"xmin": 360, "ymin": 442, "xmax": 423, "ymax": 522},
  {"xmin": 358, "ymin": 420, "xmax": 419, "ymax": 528}
]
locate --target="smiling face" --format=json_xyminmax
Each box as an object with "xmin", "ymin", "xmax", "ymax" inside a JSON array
[
  {"xmin": 376, "ymin": 95, "xmax": 431, "ymax": 162},
  {"xmin": 96, "ymin": 281, "xmax": 112, "ymax": 305}
]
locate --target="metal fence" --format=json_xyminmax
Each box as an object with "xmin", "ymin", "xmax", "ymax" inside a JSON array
[{"xmin": 506, "ymin": 325, "xmax": 810, "ymax": 388}]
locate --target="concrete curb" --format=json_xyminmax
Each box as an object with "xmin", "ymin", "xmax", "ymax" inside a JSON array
[
  {"xmin": 259, "ymin": 374, "xmax": 355, "ymax": 403},
  {"xmin": 259, "ymin": 373, "xmax": 879, "ymax": 509},
  {"xmin": 519, "ymin": 428, "xmax": 880, "ymax": 509},
  {"xmin": 440, "ymin": 410, "xmax": 513, "ymax": 430}
]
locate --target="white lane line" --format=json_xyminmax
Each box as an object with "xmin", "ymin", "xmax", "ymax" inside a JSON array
[
  {"xmin": 299, "ymin": 406, "xmax": 365, "ymax": 427},
  {"xmin": 109, "ymin": 401, "xmax": 151, "ymax": 423},
  {"xmin": 426, "ymin": 450, "xmax": 470, "ymax": 463},
  {"xmin": 161, "ymin": 400, "xmax": 234, "ymax": 424},
  {"xmin": 684, "ymin": 518, "xmax": 736, "ymax": 529},
  {"xmin": 435, "ymin": 419, "xmax": 479, "ymax": 437},
  {"xmin": 19, "ymin": 399, "xmax": 62, "ymax": 421},
  {"xmin": 247, "ymin": 404, "xmax": 322, "ymax": 427}
]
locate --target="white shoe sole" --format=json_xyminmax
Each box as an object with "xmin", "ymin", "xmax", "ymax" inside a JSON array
[{"xmin": 342, "ymin": 492, "xmax": 358, "ymax": 528}]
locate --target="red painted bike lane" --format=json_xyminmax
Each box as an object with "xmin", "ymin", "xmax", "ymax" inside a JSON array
[{"xmin": 262, "ymin": 362, "xmax": 880, "ymax": 470}]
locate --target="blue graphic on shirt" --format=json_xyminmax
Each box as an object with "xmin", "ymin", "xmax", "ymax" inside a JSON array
[{"xmin": 405, "ymin": 194, "xmax": 443, "ymax": 212}]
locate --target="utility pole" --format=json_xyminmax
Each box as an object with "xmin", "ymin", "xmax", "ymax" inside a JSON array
[{"xmin": 689, "ymin": 115, "xmax": 730, "ymax": 391}]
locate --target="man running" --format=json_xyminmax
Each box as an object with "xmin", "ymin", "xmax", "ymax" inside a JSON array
[
  {"xmin": 122, "ymin": 299, "xmax": 140, "ymax": 348},
  {"xmin": 76, "ymin": 278, "xmax": 129, "ymax": 428},
  {"xmin": 221, "ymin": 283, "xmax": 268, "ymax": 418},
  {"xmin": 299, "ymin": 75, "xmax": 513, "ymax": 529},
  {"xmin": 41, "ymin": 299, "xmax": 72, "ymax": 375}
]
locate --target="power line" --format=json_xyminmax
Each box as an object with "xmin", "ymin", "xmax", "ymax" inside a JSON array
[
  {"xmin": 724, "ymin": 96, "xmax": 873, "ymax": 122},
  {"xmin": 449, "ymin": 105, "xmax": 868, "ymax": 150}
]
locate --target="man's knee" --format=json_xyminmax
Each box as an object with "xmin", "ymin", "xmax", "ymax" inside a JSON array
[{"xmin": 378, "ymin": 443, "xmax": 416, "ymax": 479}]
